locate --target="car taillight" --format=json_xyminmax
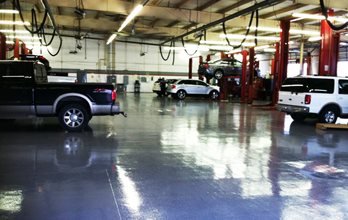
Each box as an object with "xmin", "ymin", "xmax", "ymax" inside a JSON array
[
  {"xmin": 305, "ymin": 95, "xmax": 311, "ymax": 104},
  {"xmin": 171, "ymin": 85, "xmax": 176, "ymax": 89},
  {"xmin": 112, "ymin": 89, "xmax": 117, "ymax": 101}
]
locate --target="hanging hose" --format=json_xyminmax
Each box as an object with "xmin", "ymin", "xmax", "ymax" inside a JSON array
[
  {"xmin": 15, "ymin": 0, "xmax": 62, "ymax": 56},
  {"xmin": 181, "ymin": 35, "xmax": 202, "ymax": 56},
  {"xmin": 320, "ymin": 0, "xmax": 348, "ymax": 31},
  {"xmin": 159, "ymin": 40, "xmax": 173, "ymax": 61},
  {"xmin": 223, "ymin": 10, "xmax": 255, "ymax": 49}
]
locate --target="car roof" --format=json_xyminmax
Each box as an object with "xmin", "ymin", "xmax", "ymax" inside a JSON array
[{"xmin": 288, "ymin": 75, "xmax": 347, "ymax": 80}]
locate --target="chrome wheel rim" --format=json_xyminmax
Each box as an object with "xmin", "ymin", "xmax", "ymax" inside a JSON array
[
  {"xmin": 211, "ymin": 91, "xmax": 218, "ymax": 99},
  {"xmin": 63, "ymin": 108, "xmax": 84, "ymax": 128},
  {"xmin": 324, "ymin": 111, "xmax": 336, "ymax": 123},
  {"xmin": 215, "ymin": 71, "xmax": 223, "ymax": 79},
  {"xmin": 177, "ymin": 91, "xmax": 185, "ymax": 99}
]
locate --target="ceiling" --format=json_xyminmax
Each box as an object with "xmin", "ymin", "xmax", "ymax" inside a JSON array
[{"xmin": 1, "ymin": 0, "xmax": 348, "ymax": 48}]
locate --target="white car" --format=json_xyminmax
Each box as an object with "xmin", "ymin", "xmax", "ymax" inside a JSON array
[
  {"xmin": 166, "ymin": 79, "xmax": 219, "ymax": 100},
  {"xmin": 277, "ymin": 76, "xmax": 348, "ymax": 123}
]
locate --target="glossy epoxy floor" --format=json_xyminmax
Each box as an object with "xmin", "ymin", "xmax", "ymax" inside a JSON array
[{"xmin": 1, "ymin": 94, "xmax": 348, "ymax": 220}]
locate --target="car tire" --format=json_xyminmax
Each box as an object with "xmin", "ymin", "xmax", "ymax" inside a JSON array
[
  {"xmin": 176, "ymin": 90, "xmax": 186, "ymax": 100},
  {"xmin": 290, "ymin": 113, "xmax": 306, "ymax": 122},
  {"xmin": 209, "ymin": 90, "xmax": 219, "ymax": 100},
  {"xmin": 58, "ymin": 104, "xmax": 90, "ymax": 132},
  {"xmin": 319, "ymin": 106, "xmax": 339, "ymax": 124},
  {"xmin": 214, "ymin": 70, "xmax": 223, "ymax": 80}
]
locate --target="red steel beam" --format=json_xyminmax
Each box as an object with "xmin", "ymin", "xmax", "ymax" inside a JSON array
[
  {"xmin": 241, "ymin": 50, "xmax": 248, "ymax": 102},
  {"xmin": 319, "ymin": 9, "xmax": 340, "ymax": 76},
  {"xmin": 0, "ymin": 33, "xmax": 6, "ymax": 60},
  {"xmin": 188, "ymin": 57, "xmax": 193, "ymax": 79}
]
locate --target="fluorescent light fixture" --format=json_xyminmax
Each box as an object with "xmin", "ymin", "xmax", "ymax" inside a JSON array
[
  {"xmin": 339, "ymin": 42, "xmax": 348, "ymax": 46},
  {"xmin": 0, "ymin": 20, "xmax": 30, "ymax": 25},
  {"xmin": 308, "ymin": 36, "xmax": 322, "ymax": 42},
  {"xmin": 248, "ymin": 26, "xmax": 282, "ymax": 32},
  {"xmin": 264, "ymin": 48, "xmax": 276, "ymax": 52},
  {"xmin": 6, "ymin": 35, "xmax": 41, "ymax": 40},
  {"xmin": 290, "ymin": 29, "xmax": 320, "ymax": 36},
  {"xmin": 247, "ymin": 26, "xmax": 320, "ymax": 36},
  {"xmin": 106, "ymin": 4, "xmax": 144, "ymax": 45},
  {"xmin": 255, "ymin": 45, "xmax": 270, "ymax": 50},
  {"xmin": 118, "ymin": 4, "xmax": 143, "ymax": 32},
  {"xmin": 220, "ymin": 34, "xmax": 280, "ymax": 41},
  {"xmin": 163, "ymin": 46, "xmax": 210, "ymax": 52},
  {"xmin": 0, "ymin": 9, "xmax": 19, "ymax": 14},
  {"xmin": 6, "ymin": 40, "xmax": 41, "ymax": 45},
  {"xmin": 292, "ymin": 13, "xmax": 348, "ymax": 23},
  {"xmin": 106, "ymin": 33, "xmax": 117, "ymax": 45},
  {"xmin": 0, "ymin": 29, "xmax": 30, "ymax": 34},
  {"xmin": 200, "ymin": 40, "xmax": 255, "ymax": 47}
]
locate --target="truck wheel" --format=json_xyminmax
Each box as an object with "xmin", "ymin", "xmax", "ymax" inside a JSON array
[
  {"xmin": 290, "ymin": 113, "xmax": 306, "ymax": 122},
  {"xmin": 59, "ymin": 104, "xmax": 89, "ymax": 132},
  {"xmin": 176, "ymin": 90, "xmax": 186, "ymax": 100},
  {"xmin": 214, "ymin": 70, "xmax": 223, "ymax": 79},
  {"xmin": 209, "ymin": 90, "xmax": 219, "ymax": 100},
  {"xmin": 319, "ymin": 107, "xmax": 338, "ymax": 124}
]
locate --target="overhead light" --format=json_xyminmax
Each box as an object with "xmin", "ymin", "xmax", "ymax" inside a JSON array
[
  {"xmin": 0, "ymin": 9, "xmax": 19, "ymax": 14},
  {"xmin": 248, "ymin": 26, "xmax": 282, "ymax": 32},
  {"xmin": 264, "ymin": 48, "xmax": 276, "ymax": 52},
  {"xmin": 118, "ymin": 4, "xmax": 143, "ymax": 33},
  {"xmin": 255, "ymin": 45, "xmax": 270, "ymax": 50},
  {"xmin": 163, "ymin": 46, "xmax": 210, "ymax": 52},
  {"xmin": 106, "ymin": 33, "xmax": 117, "ymax": 45},
  {"xmin": 340, "ymin": 42, "xmax": 348, "ymax": 46},
  {"xmin": 0, "ymin": 29, "xmax": 30, "ymax": 34},
  {"xmin": 220, "ymin": 34, "xmax": 280, "ymax": 41},
  {"xmin": 292, "ymin": 13, "xmax": 348, "ymax": 23},
  {"xmin": 200, "ymin": 40, "xmax": 255, "ymax": 47},
  {"xmin": 6, "ymin": 40, "xmax": 41, "ymax": 46},
  {"xmin": 106, "ymin": 4, "xmax": 144, "ymax": 45},
  {"xmin": 6, "ymin": 35, "xmax": 41, "ymax": 40},
  {"xmin": 247, "ymin": 26, "xmax": 320, "ymax": 36},
  {"xmin": 308, "ymin": 36, "xmax": 322, "ymax": 42},
  {"xmin": 290, "ymin": 29, "xmax": 320, "ymax": 36},
  {"xmin": 0, "ymin": 20, "xmax": 30, "ymax": 25}
]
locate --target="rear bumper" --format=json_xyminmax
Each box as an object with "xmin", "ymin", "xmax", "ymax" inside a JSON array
[
  {"xmin": 277, "ymin": 104, "xmax": 309, "ymax": 113},
  {"xmin": 92, "ymin": 102, "xmax": 125, "ymax": 116}
]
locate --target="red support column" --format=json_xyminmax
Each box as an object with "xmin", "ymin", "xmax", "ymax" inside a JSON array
[
  {"xmin": 0, "ymin": 33, "xmax": 6, "ymax": 60},
  {"xmin": 188, "ymin": 57, "xmax": 193, "ymax": 79},
  {"xmin": 21, "ymin": 43, "xmax": 29, "ymax": 55},
  {"xmin": 306, "ymin": 52, "xmax": 311, "ymax": 75},
  {"xmin": 272, "ymin": 42, "xmax": 280, "ymax": 106},
  {"xmin": 206, "ymin": 54, "xmax": 211, "ymax": 62},
  {"xmin": 14, "ymin": 38, "xmax": 20, "ymax": 59},
  {"xmin": 248, "ymin": 47, "xmax": 255, "ymax": 104},
  {"xmin": 319, "ymin": 9, "xmax": 340, "ymax": 76},
  {"xmin": 240, "ymin": 50, "xmax": 248, "ymax": 103},
  {"xmin": 198, "ymin": 56, "xmax": 204, "ymax": 80},
  {"xmin": 278, "ymin": 20, "xmax": 290, "ymax": 84}
]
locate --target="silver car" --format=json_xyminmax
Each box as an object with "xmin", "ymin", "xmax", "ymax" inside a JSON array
[
  {"xmin": 166, "ymin": 79, "xmax": 219, "ymax": 100},
  {"xmin": 198, "ymin": 58, "xmax": 242, "ymax": 79}
]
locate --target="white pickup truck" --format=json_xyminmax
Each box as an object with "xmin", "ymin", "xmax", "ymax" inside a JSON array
[{"xmin": 277, "ymin": 76, "xmax": 348, "ymax": 123}]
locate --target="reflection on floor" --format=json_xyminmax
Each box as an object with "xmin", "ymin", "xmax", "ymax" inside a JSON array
[{"xmin": 1, "ymin": 93, "xmax": 348, "ymax": 219}]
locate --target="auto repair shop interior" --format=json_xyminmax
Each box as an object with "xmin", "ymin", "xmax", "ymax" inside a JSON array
[{"xmin": 1, "ymin": 0, "xmax": 348, "ymax": 219}]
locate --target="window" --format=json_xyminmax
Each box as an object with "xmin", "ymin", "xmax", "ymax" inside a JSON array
[
  {"xmin": 281, "ymin": 78, "xmax": 334, "ymax": 93},
  {"xmin": 0, "ymin": 62, "xmax": 34, "ymax": 84},
  {"xmin": 196, "ymin": 81, "xmax": 207, "ymax": 86},
  {"xmin": 339, "ymin": 80, "xmax": 348, "ymax": 94}
]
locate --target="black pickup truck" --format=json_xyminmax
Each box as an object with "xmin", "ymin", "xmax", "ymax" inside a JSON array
[{"xmin": 0, "ymin": 60, "xmax": 126, "ymax": 131}]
